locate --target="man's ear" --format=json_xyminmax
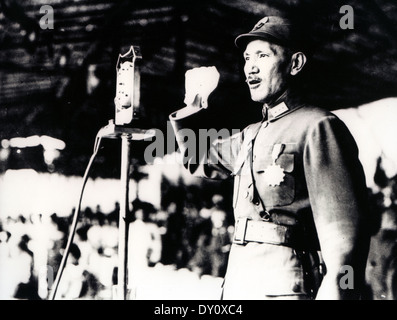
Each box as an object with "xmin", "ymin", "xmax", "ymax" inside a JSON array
[{"xmin": 290, "ymin": 52, "xmax": 307, "ymax": 76}]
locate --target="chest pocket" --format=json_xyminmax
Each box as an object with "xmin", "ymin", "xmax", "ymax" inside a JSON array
[{"xmin": 255, "ymin": 153, "xmax": 295, "ymax": 207}]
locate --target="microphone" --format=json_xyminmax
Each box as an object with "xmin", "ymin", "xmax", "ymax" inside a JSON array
[{"xmin": 114, "ymin": 46, "xmax": 142, "ymax": 126}]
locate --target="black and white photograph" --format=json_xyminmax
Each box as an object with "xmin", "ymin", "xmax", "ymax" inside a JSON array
[{"xmin": 1, "ymin": 0, "xmax": 397, "ymax": 304}]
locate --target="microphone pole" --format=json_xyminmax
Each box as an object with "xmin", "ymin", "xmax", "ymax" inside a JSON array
[{"xmin": 100, "ymin": 46, "xmax": 155, "ymax": 300}]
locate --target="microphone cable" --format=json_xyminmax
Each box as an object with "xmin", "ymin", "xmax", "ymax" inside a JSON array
[{"xmin": 47, "ymin": 130, "xmax": 103, "ymax": 300}]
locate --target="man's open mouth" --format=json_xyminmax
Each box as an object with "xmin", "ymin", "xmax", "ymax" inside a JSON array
[{"xmin": 247, "ymin": 78, "xmax": 261, "ymax": 88}]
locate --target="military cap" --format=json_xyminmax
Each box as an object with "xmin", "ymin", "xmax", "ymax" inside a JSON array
[{"xmin": 235, "ymin": 16, "xmax": 309, "ymax": 52}]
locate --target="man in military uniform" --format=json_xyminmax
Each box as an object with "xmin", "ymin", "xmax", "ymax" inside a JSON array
[{"xmin": 169, "ymin": 16, "xmax": 370, "ymax": 299}]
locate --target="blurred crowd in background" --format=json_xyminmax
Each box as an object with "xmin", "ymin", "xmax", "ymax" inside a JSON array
[
  {"xmin": 365, "ymin": 158, "xmax": 397, "ymax": 300},
  {"xmin": 0, "ymin": 157, "xmax": 397, "ymax": 300},
  {"xmin": 0, "ymin": 188, "xmax": 234, "ymax": 300}
]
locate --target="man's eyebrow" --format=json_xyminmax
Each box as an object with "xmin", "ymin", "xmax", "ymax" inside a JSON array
[{"xmin": 244, "ymin": 49, "xmax": 272, "ymax": 56}]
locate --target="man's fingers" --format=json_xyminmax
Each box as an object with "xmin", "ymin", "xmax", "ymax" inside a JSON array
[{"xmin": 184, "ymin": 66, "xmax": 220, "ymax": 107}]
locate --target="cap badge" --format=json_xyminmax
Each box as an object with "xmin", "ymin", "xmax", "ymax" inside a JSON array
[{"xmin": 252, "ymin": 17, "xmax": 269, "ymax": 31}]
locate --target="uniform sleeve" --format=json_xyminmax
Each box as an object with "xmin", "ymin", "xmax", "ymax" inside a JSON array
[
  {"xmin": 303, "ymin": 115, "xmax": 370, "ymax": 294},
  {"xmin": 169, "ymin": 106, "xmax": 242, "ymax": 180}
]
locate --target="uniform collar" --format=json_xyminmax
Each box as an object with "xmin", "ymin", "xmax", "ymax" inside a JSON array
[
  {"xmin": 265, "ymin": 101, "xmax": 289, "ymax": 120},
  {"xmin": 262, "ymin": 93, "xmax": 305, "ymax": 122}
]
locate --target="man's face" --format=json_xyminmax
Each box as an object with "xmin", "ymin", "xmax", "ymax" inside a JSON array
[{"xmin": 243, "ymin": 39, "xmax": 291, "ymax": 104}]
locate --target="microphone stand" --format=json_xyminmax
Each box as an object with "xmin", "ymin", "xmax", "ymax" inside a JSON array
[
  {"xmin": 99, "ymin": 122, "xmax": 155, "ymax": 300},
  {"xmin": 47, "ymin": 45, "xmax": 154, "ymax": 301},
  {"xmin": 99, "ymin": 45, "xmax": 155, "ymax": 300}
]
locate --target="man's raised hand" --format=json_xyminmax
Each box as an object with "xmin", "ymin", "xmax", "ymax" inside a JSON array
[{"xmin": 184, "ymin": 66, "xmax": 220, "ymax": 109}]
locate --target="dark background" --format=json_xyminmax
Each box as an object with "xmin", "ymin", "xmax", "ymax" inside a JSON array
[{"xmin": 1, "ymin": 0, "xmax": 397, "ymax": 177}]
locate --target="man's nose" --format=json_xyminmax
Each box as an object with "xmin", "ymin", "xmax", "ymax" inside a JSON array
[{"xmin": 245, "ymin": 61, "xmax": 259, "ymax": 74}]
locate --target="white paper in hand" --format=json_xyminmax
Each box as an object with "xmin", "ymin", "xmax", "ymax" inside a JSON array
[{"xmin": 184, "ymin": 66, "xmax": 220, "ymax": 108}]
